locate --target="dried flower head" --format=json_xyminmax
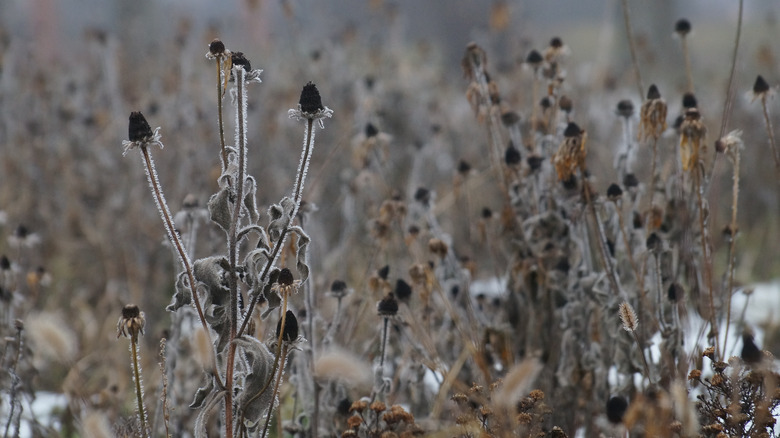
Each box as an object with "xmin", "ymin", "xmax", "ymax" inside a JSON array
[
  {"xmin": 606, "ymin": 183, "xmax": 623, "ymax": 201},
  {"xmin": 525, "ymin": 50, "xmax": 543, "ymax": 68},
  {"xmin": 122, "ymin": 112, "xmax": 162, "ymax": 156},
  {"xmin": 276, "ymin": 310, "xmax": 299, "ymax": 343},
  {"xmin": 717, "ymin": 129, "xmax": 743, "ymax": 161},
  {"xmin": 117, "ymin": 304, "xmax": 146, "ymax": 342},
  {"xmin": 638, "ymin": 85, "xmax": 667, "ymax": 141},
  {"xmin": 606, "ymin": 396, "xmax": 628, "ymax": 424},
  {"xmin": 504, "ymin": 141, "xmax": 521, "ymax": 166},
  {"xmin": 329, "ymin": 279, "xmax": 350, "ymax": 299},
  {"xmin": 394, "ymin": 279, "xmax": 413, "ymax": 301},
  {"xmin": 740, "ymin": 332, "xmax": 762, "ymax": 364},
  {"xmin": 616, "ymin": 100, "xmax": 634, "ymax": 118},
  {"xmin": 272, "ymin": 268, "xmax": 302, "ymax": 296},
  {"xmin": 208, "ymin": 38, "xmax": 226, "ymax": 57},
  {"xmin": 674, "ymin": 18, "xmax": 692, "ymax": 36},
  {"xmin": 679, "ymin": 107, "xmax": 707, "ymax": 171},
  {"xmin": 553, "ymin": 122, "xmax": 587, "ymax": 181},
  {"xmin": 377, "ymin": 292, "xmax": 399, "ymax": 317},
  {"xmin": 289, "ymin": 82, "xmax": 334, "ymax": 127},
  {"xmin": 559, "ymin": 95, "xmax": 573, "ymax": 113}
]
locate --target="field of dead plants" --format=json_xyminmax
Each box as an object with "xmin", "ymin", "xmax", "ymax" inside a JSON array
[{"xmin": 1, "ymin": 1, "xmax": 780, "ymax": 437}]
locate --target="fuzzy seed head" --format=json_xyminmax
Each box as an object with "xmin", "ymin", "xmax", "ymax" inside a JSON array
[
  {"xmin": 606, "ymin": 396, "xmax": 628, "ymax": 423},
  {"xmin": 619, "ymin": 301, "xmax": 638, "ymax": 332}
]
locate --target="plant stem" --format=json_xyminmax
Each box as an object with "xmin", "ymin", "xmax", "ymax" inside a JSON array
[
  {"xmin": 217, "ymin": 56, "xmax": 228, "ymax": 171},
  {"xmin": 224, "ymin": 66, "xmax": 248, "ymax": 438},
  {"xmin": 238, "ymin": 118, "xmax": 315, "ymax": 337},
  {"xmin": 722, "ymin": 146, "xmax": 740, "ymax": 355},
  {"xmin": 620, "ymin": 0, "xmax": 645, "ymax": 103},
  {"xmin": 760, "ymin": 96, "xmax": 780, "ymax": 173},
  {"xmin": 131, "ymin": 339, "xmax": 149, "ymax": 438},
  {"xmin": 140, "ymin": 146, "xmax": 223, "ymax": 388}
]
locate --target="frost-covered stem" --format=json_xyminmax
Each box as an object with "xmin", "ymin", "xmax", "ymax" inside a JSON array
[
  {"xmin": 653, "ymin": 254, "xmax": 668, "ymax": 333},
  {"xmin": 584, "ymin": 182, "xmax": 624, "ymax": 298},
  {"xmin": 760, "ymin": 96, "xmax": 780, "ymax": 172},
  {"xmin": 238, "ymin": 118, "xmax": 315, "ymax": 337},
  {"xmin": 694, "ymin": 166, "xmax": 718, "ymax": 358},
  {"xmin": 379, "ymin": 317, "xmax": 390, "ymax": 367},
  {"xmin": 3, "ymin": 324, "xmax": 23, "ymax": 438},
  {"xmin": 216, "ymin": 56, "xmax": 228, "ymax": 172},
  {"xmin": 140, "ymin": 147, "xmax": 221, "ymax": 387},
  {"xmin": 722, "ymin": 148, "xmax": 740, "ymax": 356},
  {"xmin": 681, "ymin": 37, "xmax": 694, "ymax": 94},
  {"xmin": 260, "ymin": 294, "xmax": 290, "ymax": 438},
  {"xmin": 224, "ymin": 66, "xmax": 248, "ymax": 438},
  {"xmin": 645, "ymin": 137, "xmax": 660, "ymax": 215},
  {"xmin": 131, "ymin": 338, "xmax": 149, "ymax": 438},
  {"xmin": 620, "ymin": 0, "xmax": 645, "ymax": 103},
  {"xmin": 616, "ymin": 202, "xmax": 643, "ymax": 294}
]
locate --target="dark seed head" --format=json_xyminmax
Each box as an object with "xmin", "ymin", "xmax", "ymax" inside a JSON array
[
  {"xmin": 527, "ymin": 155, "xmax": 544, "ymax": 171},
  {"xmin": 457, "ymin": 160, "xmax": 472, "ymax": 174},
  {"xmin": 276, "ymin": 310, "xmax": 299, "ymax": 342},
  {"xmin": 504, "ymin": 141, "xmax": 521, "ymax": 165},
  {"xmin": 278, "ymin": 268, "xmax": 294, "ymax": 286},
  {"xmin": 128, "ymin": 111, "xmax": 153, "ymax": 142},
  {"xmin": 394, "ymin": 279, "xmax": 412, "ymax": 301},
  {"xmin": 564, "ymin": 122, "xmax": 582, "ymax": 138},
  {"xmin": 550, "ymin": 37, "xmax": 563, "ymax": 48},
  {"xmin": 606, "ymin": 183, "xmax": 623, "ymax": 200},
  {"xmin": 377, "ymin": 265, "xmax": 390, "ymax": 281},
  {"xmin": 667, "ymin": 283, "xmax": 684, "ymax": 302},
  {"xmin": 209, "ymin": 39, "xmax": 226, "ymax": 56},
  {"xmin": 753, "ymin": 75, "xmax": 770, "ymax": 94},
  {"xmin": 606, "ymin": 396, "xmax": 628, "ymax": 424},
  {"xmin": 623, "ymin": 173, "xmax": 639, "ymax": 189},
  {"xmin": 540, "ymin": 96, "xmax": 553, "ymax": 110},
  {"xmin": 330, "ymin": 280, "xmax": 347, "ymax": 294},
  {"xmin": 15, "ymin": 225, "xmax": 28, "ymax": 239},
  {"xmin": 365, "ymin": 122, "xmax": 379, "ymax": 138},
  {"xmin": 646, "ymin": 232, "xmax": 662, "ymax": 252},
  {"xmin": 122, "ymin": 304, "xmax": 141, "ymax": 320},
  {"xmin": 414, "ymin": 187, "xmax": 431, "ymax": 204},
  {"xmin": 682, "ymin": 92, "xmax": 698, "ymax": 109},
  {"xmin": 741, "ymin": 333, "xmax": 762, "ymax": 364},
  {"xmin": 231, "ymin": 51, "xmax": 251, "ymax": 72},
  {"xmin": 481, "ymin": 207, "xmax": 493, "ymax": 219},
  {"xmin": 299, "ymin": 81, "xmax": 324, "ymax": 114},
  {"xmin": 616, "ymin": 100, "xmax": 634, "ymax": 118},
  {"xmin": 647, "ymin": 84, "xmax": 661, "ymax": 100},
  {"xmin": 0, "ymin": 255, "xmax": 9, "ymax": 270},
  {"xmin": 377, "ymin": 292, "xmax": 399, "ymax": 316},
  {"xmin": 501, "ymin": 111, "xmax": 520, "ymax": 127},
  {"xmin": 526, "ymin": 50, "xmax": 543, "ymax": 65},
  {"xmin": 674, "ymin": 18, "xmax": 692, "ymax": 36}
]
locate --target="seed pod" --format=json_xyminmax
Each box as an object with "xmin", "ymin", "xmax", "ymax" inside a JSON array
[{"xmin": 606, "ymin": 396, "xmax": 628, "ymax": 424}]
